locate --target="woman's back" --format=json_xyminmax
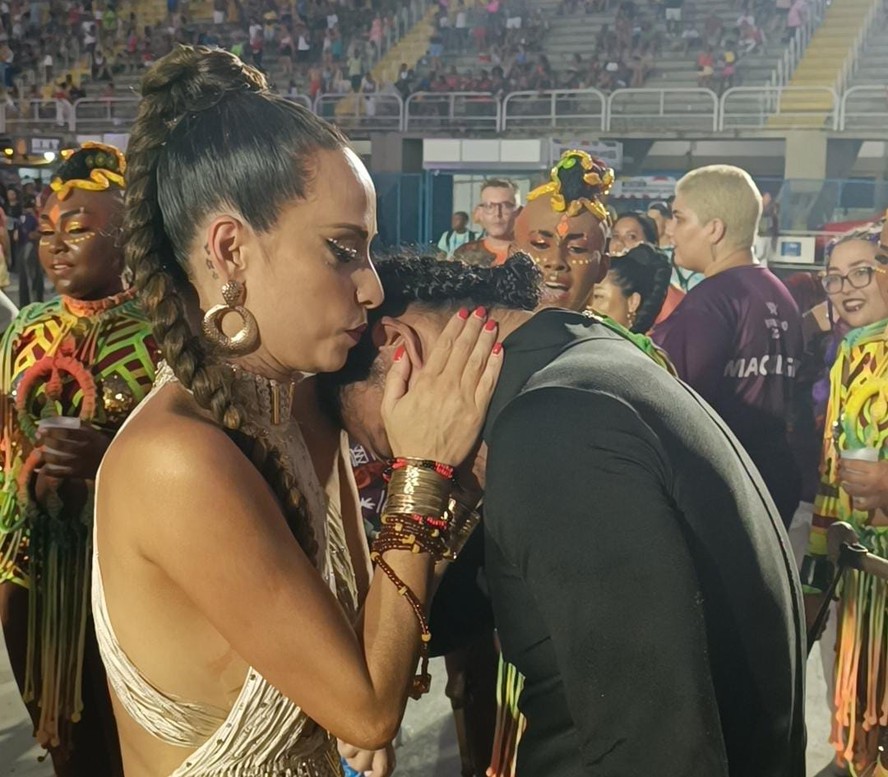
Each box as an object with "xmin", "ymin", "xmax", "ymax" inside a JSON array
[{"xmin": 94, "ymin": 371, "xmax": 357, "ymax": 776}]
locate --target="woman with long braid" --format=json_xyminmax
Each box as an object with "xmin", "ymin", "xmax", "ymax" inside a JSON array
[{"xmin": 92, "ymin": 45, "xmax": 502, "ymax": 776}]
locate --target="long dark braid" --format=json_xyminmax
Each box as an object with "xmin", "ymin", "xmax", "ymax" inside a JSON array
[{"xmin": 124, "ymin": 47, "xmax": 251, "ymax": 429}]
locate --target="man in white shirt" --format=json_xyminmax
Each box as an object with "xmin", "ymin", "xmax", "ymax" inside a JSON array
[{"xmin": 437, "ymin": 211, "xmax": 478, "ymax": 258}]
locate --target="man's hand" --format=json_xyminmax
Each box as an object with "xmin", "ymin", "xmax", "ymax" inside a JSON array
[
  {"xmin": 839, "ymin": 458, "xmax": 888, "ymax": 512},
  {"xmin": 36, "ymin": 425, "xmax": 112, "ymax": 480},
  {"xmin": 337, "ymin": 740, "xmax": 396, "ymax": 777}
]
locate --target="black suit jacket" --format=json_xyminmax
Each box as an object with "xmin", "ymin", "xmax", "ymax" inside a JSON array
[{"xmin": 481, "ymin": 309, "xmax": 806, "ymax": 777}]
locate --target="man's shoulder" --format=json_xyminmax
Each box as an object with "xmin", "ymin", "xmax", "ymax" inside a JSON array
[{"xmin": 490, "ymin": 379, "xmax": 660, "ymax": 457}]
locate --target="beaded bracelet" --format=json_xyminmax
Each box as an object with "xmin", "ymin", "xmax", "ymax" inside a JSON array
[
  {"xmin": 370, "ymin": 550, "xmax": 433, "ymax": 698},
  {"xmin": 371, "ymin": 522, "xmax": 447, "ymax": 699},
  {"xmin": 375, "ymin": 521, "xmax": 451, "ymax": 562}
]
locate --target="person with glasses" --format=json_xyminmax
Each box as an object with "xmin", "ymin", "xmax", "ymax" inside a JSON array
[
  {"xmin": 651, "ymin": 165, "xmax": 803, "ymax": 529},
  {"xmin": 455, "ymin": 178, "xmax": 521, "ymax": 267},
  {"xmin": 803, "ymin": 219, "xmax": 888, "ymax": 777}
]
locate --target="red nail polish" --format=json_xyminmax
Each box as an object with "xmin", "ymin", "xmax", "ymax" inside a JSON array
[
  {"xmin": 492, "ymin": 342, "xmax": 503, "ymax": 355},
  {"xmin": 458, "ymin": 307, "xmax": 470, "ymax": 320},
  {"xmin": 393, "ymin": 345, "xmax": 406, "ymax": 362},
  {"xmin": 474, "ymin": 306, "xmax": 487, "ymax": 318},
  {"xmin": 484, "ymin": 320, "xmax": 497, "ymax": 332}
]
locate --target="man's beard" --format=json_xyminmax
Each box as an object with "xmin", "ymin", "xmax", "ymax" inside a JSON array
[{"xmin": 314, "ymin": 330, "xmax": 384, "ymax": 428}]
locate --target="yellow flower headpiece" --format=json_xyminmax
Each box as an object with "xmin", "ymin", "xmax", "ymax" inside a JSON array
[
  {"xmin": 528, "ymin": 149, "xmax": 615, "ymax": 225},
  {"xmin": 49, "ymin": 142, "xmax": 126, "ymax": 201}
]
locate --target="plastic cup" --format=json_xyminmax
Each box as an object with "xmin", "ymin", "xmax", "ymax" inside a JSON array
[
  {"xmin": 37, "ymin": 417, "xmax": 81, "ymax": 431},
  {"xmin": 841, "ymin": 447, "xmax": 880, "ymax": 463},
  {"xmin": 37, "ymin": 417, "xmax": 82, "ymax": 462}
]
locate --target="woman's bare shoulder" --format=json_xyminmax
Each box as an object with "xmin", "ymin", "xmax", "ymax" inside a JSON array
[{"xmin": 100, "ymin": 384, "xmax": 247, "ymax": 497}]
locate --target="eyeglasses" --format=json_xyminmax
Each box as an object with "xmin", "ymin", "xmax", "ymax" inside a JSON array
[
  {"xmin": 821, "ymin": 265, "xmax": 887, "ymax": 294},
  {"xmin": 479, "ymin": 202, "xmax": 517, "ymax": 214}
]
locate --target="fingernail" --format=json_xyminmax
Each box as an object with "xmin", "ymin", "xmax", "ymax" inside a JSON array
[
  {"xmin": 458, "ymin": 307, "xmax": 470, "ymax": 320},
  {"xmin": 484, "ymin": 319, "xmax": 497, "ymax": 332},
  {"xmin": 492, "ymin": 342, "xmax": 503, "ymax": 355},
  {"xmin": 474, "ymin": 306, "xmax": 487, "ymax": 318},
  {"xmin": 393, "ymin": 345, "xmax": 406, "ymax": 362}
]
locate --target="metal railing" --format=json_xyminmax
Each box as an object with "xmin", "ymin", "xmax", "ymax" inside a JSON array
[
  {"xmin": 73, "ymin": 97, "xmax": 140, "ymax": 132},
  {"xmin": 404, "ymin": 92, "xmax": 500, "ymax": 133},
  {"xmin": 315, "ymin": 92, "xmax": 405, "ymax": 133},
  {"xmin": 720, "ymin": 86, "xmax": 838, "ymax": 130},
  {"xmin": 5, "ymin": 86, "xmax": 879, "ymax": 135},
  {"xmin": 839, "ymin": 85, "xmax": 888, "ymax": 131},
  {"xmin": 608, "ymin": 88, "xmax": 718, "ymax": 132},
  {"xmin": 771, "ymin": 0, "xmax": 828, "ymax": 87},
  {"xmin": 836, "ymin": 0, "xmax": 886, "ymax": 94},
  {"xmin": 284, "ymin": 94, "xmax": 313, "ymax": 111},
  {"xmin": 501, "ymin": 89, "xmax": 606, "ymax": 132},
  {"xmin": 0, "ymin": 98, "xmax": 70, "ymax": 132}
]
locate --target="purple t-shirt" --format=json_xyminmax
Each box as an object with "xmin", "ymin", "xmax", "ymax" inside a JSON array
[{"xmin": 652, "ymin": 265, "xmax": 803, "ymax": 522}]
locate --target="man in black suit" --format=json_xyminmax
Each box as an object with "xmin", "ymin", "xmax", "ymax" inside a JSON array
[{"xmin": 320, "ymin": 251, "xmax": 806, "ymax": 777}]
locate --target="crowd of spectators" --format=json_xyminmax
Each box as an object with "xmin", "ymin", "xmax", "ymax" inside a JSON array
[
  {"xmin": 0, "ymin": 0, "xmax": 817, "ymax": 123},
  {"xmin": 392, "ymin": 0, "xmax": 814, "ymax": 104},
  {"xmin": 0, "ymin": 0, "xmax": 419, "ymax": 121}
]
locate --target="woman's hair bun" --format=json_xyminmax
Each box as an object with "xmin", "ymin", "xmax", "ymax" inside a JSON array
[{"xmin": 140, "ymin": 45, "xmax": 268, "ymax": 124}]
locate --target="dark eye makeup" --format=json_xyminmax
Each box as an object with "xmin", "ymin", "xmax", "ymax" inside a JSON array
[{"xmin": 326, "ymin": 238, "xmax": 360, "ymax": 263}]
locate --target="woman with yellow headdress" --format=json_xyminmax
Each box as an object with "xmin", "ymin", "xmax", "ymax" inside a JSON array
[{"xmin": 0, "ymin": 142, "xmax": 160, "ymax": 776}]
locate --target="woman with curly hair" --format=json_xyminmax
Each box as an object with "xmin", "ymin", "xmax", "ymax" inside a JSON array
[
  {"xmin": 91, "ymin": 45, "xmax": 501, "ymax": 777},
  {"xmin": 0, "ymin": 142, "xmax": 160, "ymax": 776}
]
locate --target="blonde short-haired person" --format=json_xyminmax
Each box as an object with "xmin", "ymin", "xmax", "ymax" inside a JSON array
[{"xmin": 652, "ymin": 165, "xmax": 803, "ymax": 527}]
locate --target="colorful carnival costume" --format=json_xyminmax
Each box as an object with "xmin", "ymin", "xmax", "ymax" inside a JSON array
[
  {"xmin": 0, "ymin": 291, "xmax": 160, "ymax": 747},
  {"xmin": 806, "ymin": 317, "xmax": 888, "ymax": 775},
  {"xmin": 0, "ymin": 143, "xmax": 160, "ymax": 771}
]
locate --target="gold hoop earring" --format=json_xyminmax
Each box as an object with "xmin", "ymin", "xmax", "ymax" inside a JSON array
[{"xmin": 202, "ymin": 280, "xmax": 259, "ymax": 355}]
